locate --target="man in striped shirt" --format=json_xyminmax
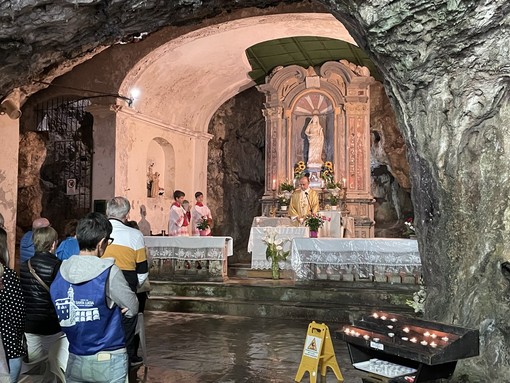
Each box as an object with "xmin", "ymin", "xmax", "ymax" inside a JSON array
[{"xmin": 103, "ymin": 197, "xmax": 148, "ymax": 367}]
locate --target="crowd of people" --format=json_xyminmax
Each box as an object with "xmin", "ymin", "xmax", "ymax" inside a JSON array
[
  {"xmin": 0, "ymin": 190, "xmax": 213, "ymax": 382},
  {"xmin": 0, "ymin": 196, "xmax": 150, "ymax": 383}
]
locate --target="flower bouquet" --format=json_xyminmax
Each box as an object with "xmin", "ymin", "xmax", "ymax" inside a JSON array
[
  {"xmin": 262, "ymin": 228, "xmax": 290, "ymax": 279},
  {"xmin": 406, "ymin": 279, "xmax": 426, "ymax": 313},
  {"xmin": 404, "ymin": 218, "xmax": 415, "ymax": 238},
  {"xmin": 304, "ymin": 214, "xmax": 330, "ymax": 237},
  {"xmin": 294, "ymin": 160, "xmax": 306, "ymax": 180},
  {"xmin": 320, "ymin": 161, "xmax": 334, "ymax": 185}
]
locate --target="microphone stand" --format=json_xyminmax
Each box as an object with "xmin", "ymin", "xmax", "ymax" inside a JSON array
[{"xmin": 305, "ymin": 191, "xmax": 313, "ymax": 216}]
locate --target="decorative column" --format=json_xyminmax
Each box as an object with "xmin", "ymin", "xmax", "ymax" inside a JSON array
[{"xmin": 261, "ymin": 106, "xmax": 283, "ymax": 215}]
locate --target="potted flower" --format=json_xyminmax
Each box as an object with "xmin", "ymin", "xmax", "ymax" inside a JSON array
[
  {"xmin": 303, "ymin": 214, "xmax": 330, "ymax": 238},
  {"xmin": 278, "ymin": 194, "xmax": 289, "ymax": 211},
  {"xmin": 197, "ymin": 216, "xmax": 211, "ymax": 236},
  {"xmin": 262, "ymin": 228, "xmax": 290, "ymax": 279},
  {"xmin": 279, "ymin": 180, "xmax": 295, "ymax": 200},
  {"xmin": 329, "ymin": 194, "xmax": 340, "ymax": 210}
]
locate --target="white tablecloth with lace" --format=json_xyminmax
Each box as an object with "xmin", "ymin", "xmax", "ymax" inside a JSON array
[
  {"xmin": 144, "ymin": 236, "xmax": 233, "ymax": 280},
  {"xmin": 248, "ymin": 226, "xmax": 309, "ymax": 269},
  {"xmin": 291, "ymin": 238, "xmax": 421, "ymax": 281},
  {"xmin": 144, "ymin": 236, "xmax": 233, "ymax": 260}
]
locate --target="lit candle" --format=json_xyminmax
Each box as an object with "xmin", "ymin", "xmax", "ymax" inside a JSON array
[
  {"xmin": 372, "ymin": 313, "xmax": 379, "ymax": 319},
  {"xmin": 342, "ymin": 177, "xmax": 346, "ymax": 188},
  {"xmin": 272, "ymin": 178, "xmax": 276, "ymax": 191},
  {"xmin": 441, "ymin": 336, "xmax": 449, "ymax": 342},
  {"xmin": 430, "ymin": 342, "xmax": 437, "ymax": 348},
  {"xmin": 410, "ymin": 337, "xmax": 417, "ymax": 343},
  {"xmin": 423, "ymin": 331, "xmax": 430, "ymax": 337},
  {"xmin": 403, "ymin": 327, "xmax": 410, "ymax": 333},
  {"xmin": 420, "ymin": 340, "xmax": 428, "ymax": 346},
  {"xmin": 363, "ymin": 335, "xmax": 370, "ymax": 340}
]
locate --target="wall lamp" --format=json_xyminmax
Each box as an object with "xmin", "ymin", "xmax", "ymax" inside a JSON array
[{"xmin": 0, "ymin": 98, "xmax": 22, "ymax": 120}]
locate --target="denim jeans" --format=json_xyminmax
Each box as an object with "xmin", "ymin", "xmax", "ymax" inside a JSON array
[
  {"xmin": 65, "ymin": 350, "xmax": 128, "ymax": 383},
  {"xmin": 9, "ymin": 357, "xmax": 23, "ymax": 383}
]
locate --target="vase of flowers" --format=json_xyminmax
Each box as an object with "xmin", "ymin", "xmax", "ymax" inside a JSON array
[
  {"xmin": 262, "ymin": 228, "xmax": 290, "ymax": 280},
  {"xmin": 197, "ymin": 216, "xmax": 210, "ymax": 236},
  {"xmin": 304, "ymin": 214, "xmax": 330, "ymax": 238}
]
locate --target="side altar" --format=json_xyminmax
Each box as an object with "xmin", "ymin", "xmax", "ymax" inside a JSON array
[{"xmin": 257, "ymin": 60, "xmax": 376, "ymax": 238}]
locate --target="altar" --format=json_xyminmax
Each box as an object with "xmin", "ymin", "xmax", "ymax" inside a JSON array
[
  {"xmin": 291, "ymin": 238, "xmax": 421, "ymax": 282},
  {"xmin": 144, "ymin": 236, "xmax": 233, "ymax": 281},
  {"xmin": 248, "ymin": 211, "xmax": 346, "ymax": 269}
]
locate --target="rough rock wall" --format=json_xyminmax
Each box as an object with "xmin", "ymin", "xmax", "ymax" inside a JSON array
[
  {"xmin": 207, "ymin": 87, "xmax": 266, "ymax": 264},
  {"xmin": 17, "ymin": 132, "xmax": 46, "ymax": 235},
  {"xmin": 370, "ymin": 82, "xmax": 413, "ymax": 237},
  {"xmin": 326, "ymin": 0, "xmax": 510, "ymax": 380},
  {"xmin": 2, "ymin": 0, "xmax": 509, "ymax": 378}
]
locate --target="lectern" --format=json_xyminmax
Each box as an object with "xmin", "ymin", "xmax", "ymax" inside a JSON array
[{"xmin": 335, "ymin": 311, "xmax": 479, "ymax": 383}]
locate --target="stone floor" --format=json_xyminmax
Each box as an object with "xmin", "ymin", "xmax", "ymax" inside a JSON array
[{"xmin": 134, "ymin": 311, "xmax": 366, "ymax": 383}]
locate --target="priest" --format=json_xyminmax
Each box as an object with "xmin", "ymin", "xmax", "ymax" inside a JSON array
[{"xmin": 288, "ymin": 175, "xmax": 319, "ymax": 220}]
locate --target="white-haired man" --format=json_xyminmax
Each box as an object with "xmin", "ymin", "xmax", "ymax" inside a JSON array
[{"xmin": 103, "ymin": 197, "xmax": 148, "ymax": 367}]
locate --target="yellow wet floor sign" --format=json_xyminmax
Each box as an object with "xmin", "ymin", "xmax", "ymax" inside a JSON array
[{"xmin": 295, "ymin": 321, "xmax": 344, "ymax": 383}]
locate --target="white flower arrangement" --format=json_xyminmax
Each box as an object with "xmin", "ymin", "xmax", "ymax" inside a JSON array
[
  {"xmin": 262, "ymin": 228, "xmax": 290, "ymax": 262},
  {"xmin": 406, "ymin": 282, "xmax": 426, "ymax": 313}
]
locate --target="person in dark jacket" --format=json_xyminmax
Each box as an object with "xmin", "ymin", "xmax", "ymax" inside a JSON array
[{"xmin": 20, "ymin": 226, "xmax": 68, "ymax": 381}]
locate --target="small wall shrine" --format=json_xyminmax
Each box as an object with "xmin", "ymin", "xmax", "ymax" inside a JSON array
[{"xmin": 258, "ymin": 60, "xmax": 375, "ymax": 237}]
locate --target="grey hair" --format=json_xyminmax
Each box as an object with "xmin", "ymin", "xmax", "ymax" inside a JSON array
[{"xmin": 106, "ymin": 197, "xmax": 131, "ymax": 220}]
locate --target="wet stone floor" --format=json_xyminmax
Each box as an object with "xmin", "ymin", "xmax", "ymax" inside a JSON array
[{"xmin": 135, "ymin": 311, "xmax": 366, "ymax": 383}]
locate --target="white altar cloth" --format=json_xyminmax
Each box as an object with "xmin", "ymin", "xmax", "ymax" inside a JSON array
[
  {"xmin": 291, "ymin": 238, "xmax": 421, "ymax": 280},
  {"xmin": 248, "ymin": 226, "xmax": 309, "ymax": 269},
  {"xmin": 318, "ymin": 211, "xmax": 343, "ymax": 238},
  {"xmin": 144, "ymin": 236, "xmax": 233, "ymax": 260}
]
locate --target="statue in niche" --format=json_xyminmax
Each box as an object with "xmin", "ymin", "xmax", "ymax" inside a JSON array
[
  {"xmin": 147, "ymin": 163, "xmax": 154, "ymax": 197},
  {"xmin": 305, "ymin": 114, "xmax": 324, "ymax": 168},
  {"xmin": 150, "ymin": 172, "xmax": 160, "ymax": 198}
]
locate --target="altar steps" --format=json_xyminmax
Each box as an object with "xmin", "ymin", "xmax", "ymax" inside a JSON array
[{"xmin": 145, "ymin": 278, "xmax": 419, "ymax": 323}]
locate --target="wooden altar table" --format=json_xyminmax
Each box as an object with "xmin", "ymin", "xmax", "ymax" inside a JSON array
[
  {"xmin": 290, "ymin": 238, "xmax": 421, "ymax": 282},
  {"xmin": 144, "ymin": 236, "xmax": 233, "ymax": 281}
]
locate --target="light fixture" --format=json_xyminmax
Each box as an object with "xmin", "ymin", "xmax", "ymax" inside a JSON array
[{"xmin": 0, "ymin": 99, "xmax": 22, "ymax": 119}]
